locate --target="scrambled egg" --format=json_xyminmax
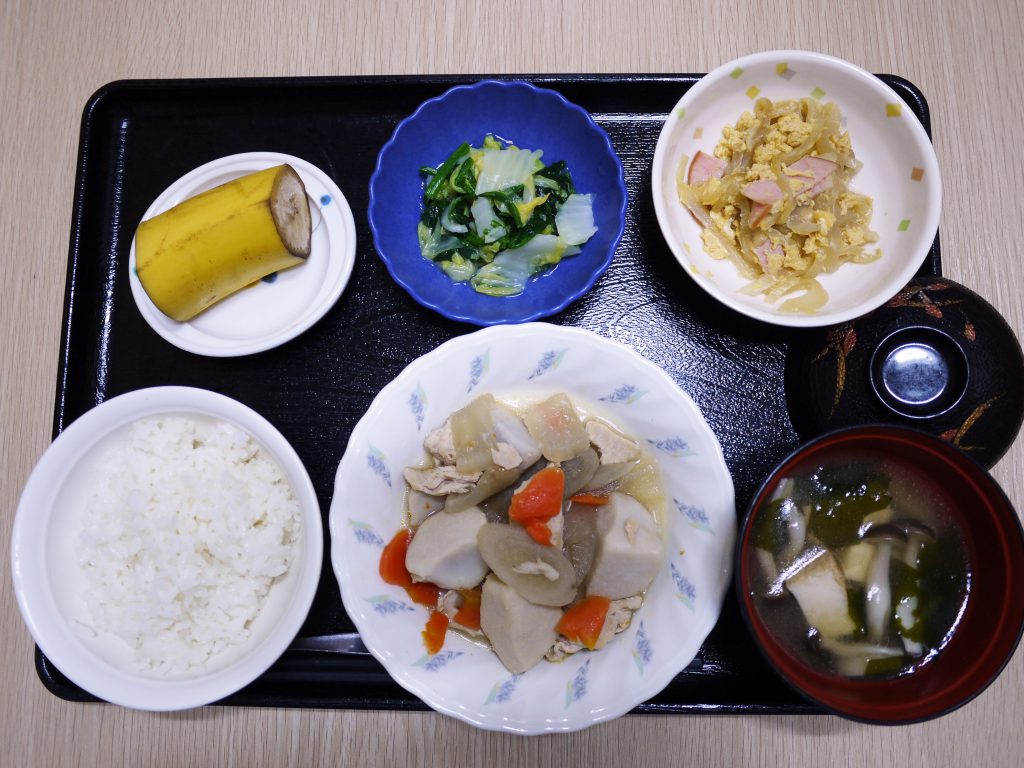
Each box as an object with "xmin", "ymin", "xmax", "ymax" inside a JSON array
[{"xmin": 680, "ymin": 96, "xmax": 880, "ymax": 304}]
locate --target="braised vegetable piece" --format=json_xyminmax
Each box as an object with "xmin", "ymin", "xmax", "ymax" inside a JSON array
[
  {"xmin": 586, "ymin": 493, "xmax": 662, "ymax": 599},
  {"xmin": 563, "ymin": 503, "xmax": 599, "ymax": 589},
  {"xmin": 477, "ymin": 523, "xmax": 576, "ymax": 606},
  {"xmin": 407, "ymin": 489, "xmax": 445, "ymax": 526},
  {"xmin": 380, "ymin": 530, "xmax": 440, "ymax": 607},
  {"xmin": 509, "ymin": 466, "xmax": 565, "ymax": 545},
  {"xmin": 523, "ymin": 394, "xmax": 590, "ymax": 462},
  {"xmin": 390, "ymin": 392, "xmax": 667, "ymax": 672},
  {"xmin": 422, "ymin": 611, "xmax": 450, "ymax": 655},
  {"xmin": 450, "ymin": 394, "xmax": 501, "ymax": 473},
  {"xmin": 405, "ymin": 507, "xmax": 489, "ymax": 589},
  {"xmin": 480, "ymin": 575, "xmax": 562, "ymax": 673},
  {"xmin": 453, "ymin": 587, "xmax": 482, "ymax": 631},
  {"xmin": 560, "ymin": 447, "xmax": 600, "ymax": 498},
  {"xmin": 556, "ymin": 596, "xmax": 612, "ymax": 650},
  {"xmin": 444, "ymin": 467, "xmax": 521, "ymax": 513}
]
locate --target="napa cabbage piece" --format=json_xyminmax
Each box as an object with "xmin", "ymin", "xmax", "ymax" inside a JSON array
[
  {"xmin": 475, "ymin": 148, "xmax": 544, "ymax": 194},
  {"xmin": 555, "ymin": 194, "xmax": 597, "ymax": 246},
  {"xmin": 470, "ymin": 235, "xmax": 580, "ymax": 297},
  {"xmin": 418, "ymin": 135, "xmax": 599, "ymax": 296}
]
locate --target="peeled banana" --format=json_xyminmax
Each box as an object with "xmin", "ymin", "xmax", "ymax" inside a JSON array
[{"xmin": 135, "ymin": 164, "xmax": 312, "ymax": 321}]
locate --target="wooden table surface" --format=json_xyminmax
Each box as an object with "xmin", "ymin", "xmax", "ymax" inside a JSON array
[{"xmin": 3, "ymin": 1, "xmax": 1022, "ymax": 765}]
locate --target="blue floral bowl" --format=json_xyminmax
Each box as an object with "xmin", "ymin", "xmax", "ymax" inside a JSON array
[{"xmin": 368, "ymin": 80, "xmax": 627, "ymax": 325}]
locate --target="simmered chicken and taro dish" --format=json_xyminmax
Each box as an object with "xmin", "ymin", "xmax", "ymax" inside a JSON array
[
  {"xmin": 379, "ymin": 392, "xmax": 666, "ymax": 673},
  {"xmin": 747, "ymin": 455, "xmax": 969, "ymax": 678}
]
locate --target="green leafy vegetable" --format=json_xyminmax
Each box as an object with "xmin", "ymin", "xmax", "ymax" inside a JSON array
[{"xmin": 417, "ymin": 136, "xmax": 597, "ymax": 296}]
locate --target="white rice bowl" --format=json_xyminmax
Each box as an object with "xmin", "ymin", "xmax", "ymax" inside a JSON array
[{"xmin": 11, "ymin": 387, "xmax": 323, "ymax": 711}]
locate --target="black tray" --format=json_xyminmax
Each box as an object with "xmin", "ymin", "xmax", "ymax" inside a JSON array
[{"xmin": 40, "ymin": 74, "xmax": 940, "ymax": 713}]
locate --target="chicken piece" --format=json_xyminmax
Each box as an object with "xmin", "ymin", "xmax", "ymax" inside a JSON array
[
  {"xmin": 594, "ymin": 595, "xmax": 643, "ymax": 649},
  {"xmin": 407, "ymin": 489, "xmax": 444, "ymax": 526},
  {"xmin": 423, "ymin": 421, "xmax": 456, "ymax": 465},
  {"xmin": 545, "ymin": 637, "xmax": 586, "ymax": 661},
  {"xmin": 480, "ymin": 575, "xmax": 561, "ymax": 673},
  {"xmin": 405, "ymin": 507, "xmax": 488, "ymax": 589},
  {"xmin": 490, "ymin": 441, "xmax": 522, "ymax": 470},
  {"xmin": 687, "ymin": 150, "xmax": 726, "ymax": 185},
  {"xmin": 511, "ymin": 558, "xmax": 560, "ymax": 580},
  {"xmin": 545, "ymin": 595, "xmax": 643, "ymax": 661},
  {"xmin": 403, "ymin": 465, "xmax": 481, "ymax": 496},
  {"xmin": 585, "ymin": 421, "xmax": 641, "ymax": 465},
  {"xmin": 585, "ymin": 493, "xmax": 663, "ymax": 600}
]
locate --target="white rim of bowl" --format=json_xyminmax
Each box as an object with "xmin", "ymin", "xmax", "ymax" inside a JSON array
[
  {"xmin": 651, "ymin": 50, "xmax": 943, "ymax": 328},
  {"xmin": 128, "ymin": 152, "xmax": 357, "ymax": 357},
  {"xmin": 11, "ymin": 386, "xmax": 323, "ymax": 710}
]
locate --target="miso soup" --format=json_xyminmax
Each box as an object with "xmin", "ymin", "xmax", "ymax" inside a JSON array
[{"xmin": 746, "ymin": 450, "xmax": 969, "ymax": 678}]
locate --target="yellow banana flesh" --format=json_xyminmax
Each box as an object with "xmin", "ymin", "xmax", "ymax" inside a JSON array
[{"xmin": 135, "ymin": 164, "xmax": 312, "ymax": 322}]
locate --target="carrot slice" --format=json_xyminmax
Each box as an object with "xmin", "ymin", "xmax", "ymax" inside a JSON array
[
  {"xmin": 422, "ymin": 611, "xmax": 449, "ymax": 654},
  {"xmin": 509, "ymin": 466, "xmax": 565, "ymax": 545},
  {"xmin": 454, "ymin": 587, "xmax": 482, "ymax": 630},
  {"xmin": 556, "ymin": 596, "xmax": 612, "ymax": 650},
  {"xmin": 379, "ymin": 529, "xmax": 440, "ymax": 607},
  {"xmin": 570, "ymin": 492, "xmax": 611, "ymax": 506},
  {"xmin": 379, "ymin": 529, "xmax": 412, "ymax": 584}
]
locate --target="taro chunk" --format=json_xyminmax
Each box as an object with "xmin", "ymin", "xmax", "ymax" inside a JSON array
[
  {"xmin": 585, "ymin": 493, "xmax": 663, "ymax": 599},
  {"xmin": 480, "ymin": 574, "xmax": 561, "ymax": 673},
  {"xmin": 405, "ymin": 507, "xmax": 488, "ymax": 589},
  {"xmin": 784, "ymin": 550, "xmax": 856, "ymax": 639}
]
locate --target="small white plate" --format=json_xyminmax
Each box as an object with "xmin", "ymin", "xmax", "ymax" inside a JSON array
[
  {"xmin": 128, "ymin": 152, "xmax": 356, "ymax": 356},
  {"xmin": 11, "ymin": 387, "xmax": 323, "ymax": 711},
  {"xmin": 330, "ymin": 324, "xmax": 736, "ymax": 733}
]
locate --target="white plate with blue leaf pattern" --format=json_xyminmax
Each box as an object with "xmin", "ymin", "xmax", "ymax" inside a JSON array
[{"xmin": 329, "ymin": 323, "xmax": 736, "ymax": 733}]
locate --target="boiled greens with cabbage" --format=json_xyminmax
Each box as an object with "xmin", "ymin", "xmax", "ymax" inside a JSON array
[{"xmin": 418, "ymin": 135, "xmax": 598, "ymax": 296}]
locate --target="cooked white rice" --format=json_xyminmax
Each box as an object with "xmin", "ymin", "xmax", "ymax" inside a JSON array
[{"xmin": 77, "ymin": 415, "xmax": 300, "ymax": 676}]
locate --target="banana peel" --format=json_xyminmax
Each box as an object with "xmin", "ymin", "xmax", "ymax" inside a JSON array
[{"xmin": 135, "ymin": 164, "xmax": 312, "ymax": 321}]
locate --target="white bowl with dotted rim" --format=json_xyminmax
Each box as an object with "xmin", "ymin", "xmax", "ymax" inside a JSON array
[
  {"xmin": 652, "ymin": 50, "xmax": 942, "ymax": 327},
  {"xmin": 329, "ymin": 324, "xmax": 736, "ymax": 734}
]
